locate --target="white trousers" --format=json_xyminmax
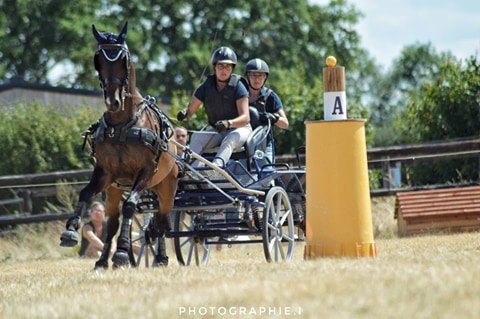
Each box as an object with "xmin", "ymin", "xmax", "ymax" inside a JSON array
[{"xmin": 190, "ymin": 124, "xmax": 252, "ymax": 166}]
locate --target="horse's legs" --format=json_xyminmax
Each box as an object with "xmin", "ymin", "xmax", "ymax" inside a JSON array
[
  {"xmin": 153, "ymin": 171, "xmax": 178, "ymax": 267},
  {"xmin": 95, "ymin": 186, "xmax": 122, "ymax": 270},
  {"xmin": 60, "ymin": 166, "xmax": 108, "ymax": 247},
  {"xmin": 153, "ymin": 213, "xmax": 169, "ymax": 267},
  {"xmin": 112, "ymin": 171, "xmax": 151, "ymax": 267}
]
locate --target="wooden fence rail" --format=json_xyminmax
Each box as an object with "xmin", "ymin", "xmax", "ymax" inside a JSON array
[
  {"xmin": 278, "ymin": 137, "xmax": 480, "ymax": 189},
  {"xmin": 0, "ymin": 212, "xmax": 74, "ymax": 227},
  {"xmin": 0, "ymin": 169, "xmax": 92, "ymax": 187},
  {"xmin": 1, "ymin": 137, "xmax": 479, "ymax": 226}
]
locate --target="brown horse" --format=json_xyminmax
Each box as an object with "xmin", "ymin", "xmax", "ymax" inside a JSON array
[{"xmin": 60, "ymin": 22, "xmax": 178, "ymax": 269}]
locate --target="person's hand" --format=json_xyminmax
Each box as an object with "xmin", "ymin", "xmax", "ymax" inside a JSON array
[
  {"xmin": 215, "ymin": 120, "xmax": 231, "ymax": 132},
  {"xmin": 268, "ymin": 113, "xmax": 280, "ymax": 124},
  {"xmin": 259, "ymin": 112, "xmax": 280, "ymax": 125},
  {"xmin": 258, "ymin": 112, "xmax": 269, "ymax": 125},
  {"xmin": 177, "ymin": 109, "xmax": 188, "ymax": 121}
]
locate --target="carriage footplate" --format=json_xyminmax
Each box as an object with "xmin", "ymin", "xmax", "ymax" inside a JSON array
[
  {"xmin": 182, "ymin": 167, "xmax": 228, "ymax": 190},
  {"xmin": 182, "ymin": 168, "xmax": 219, "ymax": 181},
  {"xmin": 200, "ymin": 168, "xmax": 233, "ymax": 189},
  {"xmin": 199, "ymin": 168, "xmax": 223, "ymax": 181}
]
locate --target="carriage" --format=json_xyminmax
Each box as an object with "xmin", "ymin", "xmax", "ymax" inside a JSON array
[{"xmin": 133, "ymin": 115, "xmax": 306, "ymax": 266}]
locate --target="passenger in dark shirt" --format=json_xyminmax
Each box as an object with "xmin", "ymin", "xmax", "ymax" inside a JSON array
[{"xmin": 242, "ymin": 58, "xmax": 289, "ymax": 162}]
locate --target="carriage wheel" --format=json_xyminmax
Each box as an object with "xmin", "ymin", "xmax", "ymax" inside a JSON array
[
  {"xmin": 262, "ymin": 186, "xmax": 295, "ymax": 262},
  {"xmin": 132, "ymin": 213, "xmax": 156, "ymax": 267},
  {"xmin": 173, "ymin": 211, "xmax": 210, "ymax": 266}
]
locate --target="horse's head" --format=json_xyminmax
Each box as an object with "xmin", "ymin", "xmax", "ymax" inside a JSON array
[{"xmin": 92, "ymin": 22, "xmax": 130, "ymax": 113}]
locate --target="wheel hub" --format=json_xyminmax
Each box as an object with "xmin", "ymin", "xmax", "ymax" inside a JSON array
[{"xmin": 275, "ymin": 221, "xmax": 282, "ymax": 238}]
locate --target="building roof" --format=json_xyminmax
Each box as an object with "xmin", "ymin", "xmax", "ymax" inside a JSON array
[
  {"xmin": 395, "ymin": 185, "xmax": 480, "ymax": 236},
  {"xmin": 0, "ymin": 76, "xmax": 102, "ymax": 97}
]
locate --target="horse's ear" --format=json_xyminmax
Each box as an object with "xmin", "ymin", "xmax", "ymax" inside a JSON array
[
  {"xmin": 117, "ymin": 21, "xmax": 128, "ymax": 44},
  {"xmin": 92, "ymin": 24, "xmax": 107, "ymax": 43}
]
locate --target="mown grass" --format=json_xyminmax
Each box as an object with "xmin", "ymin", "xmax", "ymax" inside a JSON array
[{"xmin": 1, "ymin": 197, "xmax": 480, "ymax": 319}]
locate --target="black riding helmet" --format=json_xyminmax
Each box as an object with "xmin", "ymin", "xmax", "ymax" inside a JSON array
[
  {"xmin": 211, "ymin": 46, "xmax": 237, "ymax": 68},
  {"xmin": 245, "ymin": 58, "xmax": 269, "ymax": 88}
]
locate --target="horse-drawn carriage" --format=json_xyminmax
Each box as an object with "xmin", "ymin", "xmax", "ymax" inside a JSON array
[
  {"xmin": 133, "ymin": 117, "xmax": 306, "ymax": 266},
  {"xmin": 60, "ymin": 21, "xmax": 306, "ymax": 269}
]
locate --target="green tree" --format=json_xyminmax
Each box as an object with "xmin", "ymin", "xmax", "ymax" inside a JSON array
[
  {"xmin": 0, "ymin": 0, "xmax": 373, "ymax": 93},
  {"xmin": 0, "ymin": 0, "xmax": 98, "ymax": 85},
  {"xmin": 400, "ymin": 56, "xmax": 480, "ymax": 185},
  {"xmin": 402, "ymin": 56, "xmax": 480, "ymax": 142},
  {"xmin": 369, "ymin": 43, "xmax": 455, "ymax": 146}
]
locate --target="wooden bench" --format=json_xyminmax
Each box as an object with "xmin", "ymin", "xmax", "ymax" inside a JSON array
[{"xmin": 395, "ymin": 186, "xmax": 480, "ymax": 236}]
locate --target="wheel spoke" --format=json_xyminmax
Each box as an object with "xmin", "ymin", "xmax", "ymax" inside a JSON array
[
  {"xmin": 275, "ymin": 194, "xmax": 282, "ymax": 211},
  {"xmin": 267, "ymin": 202, "xmax": 275, "ymax": 223},
  {"xmin": 186, "ymin": 241, "xmax": 194, "ymax": 265},
  {"xmin": 279, "ymin": 208, "xmax": 291, "ymax": 225},
  {"xmin": 267, "ymin": 222, "xmax": 276, "ymax": 231},
  {"xmin": 203, "ymin": 243, "xmax": 210, "ymax": 254},
  {"xmin": 273, "ymin": 196, "xmax": 282, "ymax": 222},
  {"xmin": 181, "ymin": 218, "xmax": 190, "ymax": 229},
  {"xmin": 282, "ymin": 233, "xmax": 295, "ymax": 243},
  {"xmin": 194, "ymin": 244, "xmax": 199, "ymax": 265},
  {"xmin": 268, "ymin": 235, "xmax": 276, "ymax": 252},
  {"xmin": 179, "ymin": 237, "xmax": 190, "ymax": 249}
]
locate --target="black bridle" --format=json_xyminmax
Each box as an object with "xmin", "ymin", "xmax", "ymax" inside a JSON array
[{"xmin": 94, "ymin": 43, "xmax": 130, "ymax": 92}]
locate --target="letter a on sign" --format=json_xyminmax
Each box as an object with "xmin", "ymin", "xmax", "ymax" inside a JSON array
[
  {"xmin": 324, "ymin": 91, "xmax": 347, "ymax": 120},
  {"xmin": 332, "ymin": 96, "xmax": 344, "ymax": 115}
]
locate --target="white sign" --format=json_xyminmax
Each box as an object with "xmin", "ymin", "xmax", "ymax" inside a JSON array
[{"xmin": 324, "ymin": 91, "xmax": 347, "ymax": 120}]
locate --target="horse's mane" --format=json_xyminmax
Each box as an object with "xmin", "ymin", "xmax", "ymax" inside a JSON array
[
  {"xmin": 128, "ymin": 62, "xmax": 136, "ymax": 91},
  {"xmin": 128, "ymin": 62, "xmax": 141, "ymax": 97}
]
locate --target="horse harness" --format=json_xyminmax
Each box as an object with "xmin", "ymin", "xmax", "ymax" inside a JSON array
[{"xmin": 83, "ymin": 98, "xmax": 173, "ymax": 168}]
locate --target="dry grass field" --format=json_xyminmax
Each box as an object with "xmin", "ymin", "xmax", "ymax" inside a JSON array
[{"xmin": 1, "ymin": 196, "xmax": 480, "ymax": 319}]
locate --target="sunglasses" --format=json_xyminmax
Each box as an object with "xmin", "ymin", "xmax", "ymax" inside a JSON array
[
  {"xmin": 216, "ymin": 63, "xmax": 233, "ymax": 70},
  {"xmin": 176, "ymin": 134, "xmax": 187, "ymax": 138},
  {"xmin": 248, "ymin": 73, "xmax": 266, "ymax": 79}
]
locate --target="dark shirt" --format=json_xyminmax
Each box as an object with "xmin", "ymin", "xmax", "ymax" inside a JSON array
[
  {"xmin": 78, "ymin": 220, "xmax": 107, "ymax": 257},
  {"xmin": 250, "ymin": 86, "xmax": 283, "ymax": 113},
  {"xmin": 194, "ymin": 74, "xmax": 248, "ymax": 126}
]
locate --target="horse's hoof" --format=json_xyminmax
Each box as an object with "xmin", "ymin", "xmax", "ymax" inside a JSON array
[
  {"xmin": 112, "ymin": 251, "xmax": 130, "ymax": 268},
  {"xmin": 60, "ymin": 230, "xmax": 78, "ymax": 247},
  {"xmin": 94, "ymin": 260, "xmax": 108, "ymax": 270},
  {"xmin": 153, "ymin": 255, "xmax": 169, "ymax": 267}
]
